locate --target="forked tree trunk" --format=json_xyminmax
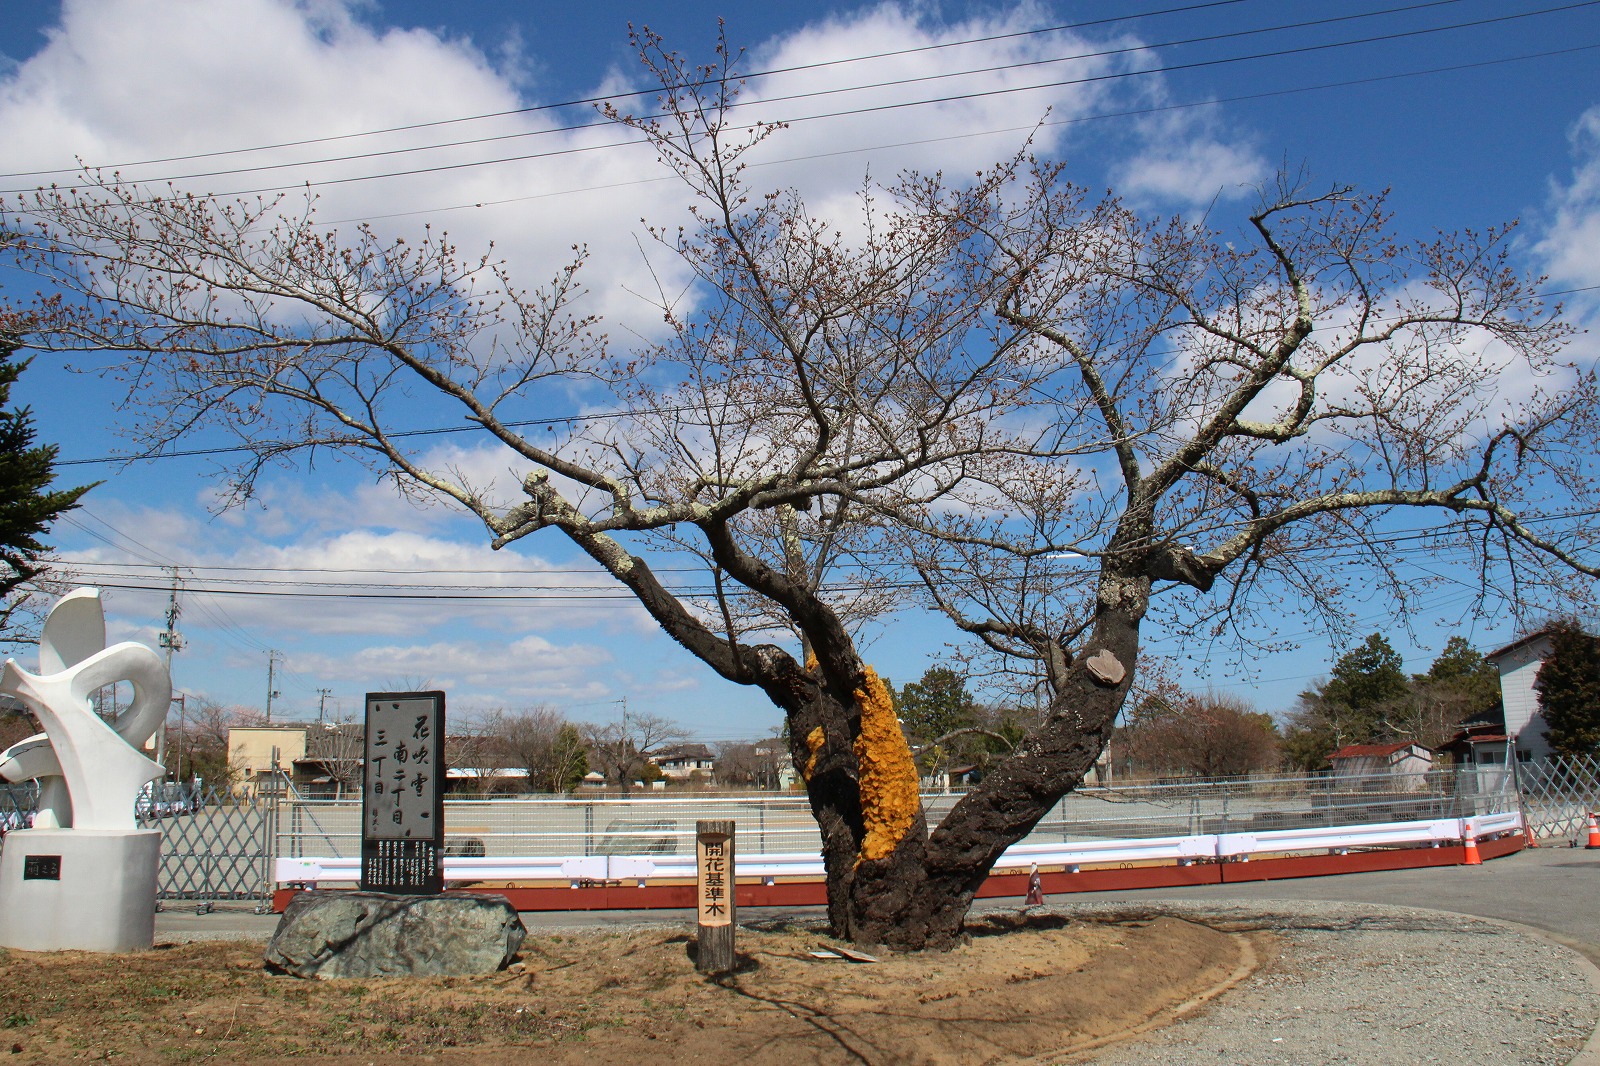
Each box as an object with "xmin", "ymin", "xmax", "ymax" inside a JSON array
[{"xmin": 783, "ymin": 574, "xmax": 1149, "ymax": 951}]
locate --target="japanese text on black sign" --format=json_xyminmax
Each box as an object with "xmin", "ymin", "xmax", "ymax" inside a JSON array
[
  {"xmin": 696, "ymin": 832, "xmax": 732, "ymax": 927},
  {"xmin": 365, "ymin": 697, "xmax": 439, "ymax": 840}
]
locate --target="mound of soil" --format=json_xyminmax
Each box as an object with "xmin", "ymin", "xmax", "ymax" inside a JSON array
[{"xmin": 0, "ymin": 912, "xmax": 1262, "ymax": 1065}]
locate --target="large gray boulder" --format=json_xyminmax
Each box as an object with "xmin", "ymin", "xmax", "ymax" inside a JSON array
[{"xmin": 265, "ymin": 890, "xmax": 525, "ymax": 979}]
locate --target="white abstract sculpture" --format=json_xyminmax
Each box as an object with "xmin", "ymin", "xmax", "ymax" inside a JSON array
[{"xmin": 0, "ymin": 588, "xmax": 170, "ymax": 951}]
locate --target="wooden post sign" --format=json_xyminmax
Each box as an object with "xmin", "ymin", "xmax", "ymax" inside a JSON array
[
  {"xmin": 695, "ymin": 820, "xmax": 735, "ymax": 974},
  {"xmin": 359, "ymin": 690, "xmax": 446, "ymax": 895}
]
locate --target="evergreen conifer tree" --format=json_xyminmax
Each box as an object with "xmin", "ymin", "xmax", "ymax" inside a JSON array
[
  {"xmin": 0, "ymin": 332, "xmax": 94, "ymax": 636},
  {"xmin": 1537, "ymin": 620, "xmax": 1600, "ymax": 757}
]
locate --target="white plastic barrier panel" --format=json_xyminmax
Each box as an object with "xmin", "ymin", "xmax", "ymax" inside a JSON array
[
  {"xmin": 997, "ymin": 835, "xmax": 1218, "ymax": 869},
  {"xmin": 1215, "ymin": 818, "xmax": 1464, "ymax": 859},
  {"xmin": 1463, "ymin": 812, "xmax": 1523, "ymax": 839}
]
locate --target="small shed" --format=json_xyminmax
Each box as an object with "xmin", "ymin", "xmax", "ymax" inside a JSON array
[{"xmin": 1328, "ymin": 741, "xmax": 1434, "ymax": 790}]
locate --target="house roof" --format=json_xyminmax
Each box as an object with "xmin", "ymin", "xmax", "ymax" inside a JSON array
[
  {"xmin": 1328, "ymin": 741, "xmax": 1426, "ymax": 760},
  {"xmin": 1486, "ymin": 629, "xmax": 1554, "ymax": 663},
  {"xmin": 1436, "ymin": 726, "xmax": 1513, "ymax": 753},
  {"xmin": 654, "ymin": 744, "xmax": 716, "ymax": 761},
  {"xmin": 1458, "ymin": 705, "xmax": 1506, "ymax": 730}
]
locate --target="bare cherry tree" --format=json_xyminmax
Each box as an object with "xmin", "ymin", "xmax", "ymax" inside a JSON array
[
  {"xmin": 581, "ymin": 711, "xmax": 687, "ymax": 794},
  {"xmin": 6, "ymin": 33, "xmax": 1596, "ymax": 949},
  {"xmin": 480, "ymin": 706, "xmax": 590, "ymax": 793},
  {"xmin": 882, "ymin": 160, "xmax": 1597, "ymax": 940},
  {"xmin": 1122, "ymin": 693, "xmax": 1281, "ymax": 779}
]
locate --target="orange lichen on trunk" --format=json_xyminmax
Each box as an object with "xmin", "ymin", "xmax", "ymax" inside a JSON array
[
  {"xmin": 852, "ymin": 665, "xmax": 919, "ymax": 864},
  {"xmin": 802, "ymin": 726, "xmax": 825, "ymax": 782}
]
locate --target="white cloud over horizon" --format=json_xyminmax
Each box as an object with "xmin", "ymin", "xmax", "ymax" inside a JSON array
[{"xmin": 0, "ymin": 0, "xmax": 1272, "ymax": 331}]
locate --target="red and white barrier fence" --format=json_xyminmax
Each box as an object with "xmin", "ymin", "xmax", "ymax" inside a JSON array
[{"xmin": 274, "ymin": 810, "xmax": 1526, "ymax": 891}]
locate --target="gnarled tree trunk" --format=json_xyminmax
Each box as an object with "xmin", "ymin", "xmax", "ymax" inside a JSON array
[{"xmin": 766, "ymin": 569, "xmax": 1148, "ymax": 951}]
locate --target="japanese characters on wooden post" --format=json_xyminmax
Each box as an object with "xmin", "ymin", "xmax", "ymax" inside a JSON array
[
  {"xmin": 360, "ymin": 690, "xmax": 445, "ymax": 895},
  {"xmin": 695, "ymin": 819, "xmax": 735, "ymax": 973}
]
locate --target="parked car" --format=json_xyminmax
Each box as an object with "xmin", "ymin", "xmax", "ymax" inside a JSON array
[{"xmin": 137, "ymin": 782, "xmax": 197, "ymax": 819}]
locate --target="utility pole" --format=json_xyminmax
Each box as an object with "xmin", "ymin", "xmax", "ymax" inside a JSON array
[
  {"xmin": 170, "ymin": 693, "xmax": 187, "ymax": 782},
  {"xmin": 265, "ymin": 650, "xmax": 283, "ymax": 723},
  {"xmin": 317, "ymin": 688, "xmax": 332, "ymax": 725},
  {"xmin": 155, "ymin": 568, "xmax": 185, "ymax": 772}
]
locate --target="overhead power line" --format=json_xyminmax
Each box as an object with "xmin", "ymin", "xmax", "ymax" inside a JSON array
[
  {"xmin": 53, "ymin": 501, "xmax": 1600, "ymax": 583},
  {"xmin": 0, "ymin": 0, "xmax": 1275, "ymax": 179},
  {"xmin": 0, "ymin": 0, "xmax": 1478, "ymax": 191},
  {"xmin": 328, "ymin": 41, "xmax": 1600, "ymax": 226},
  {"xmin": 4, "ymin": 1, "xmax": 1593, "ymax": 200},
  {"xmin": 60, "ymin": 509, "xmax": 1600, "ymax": 603}
]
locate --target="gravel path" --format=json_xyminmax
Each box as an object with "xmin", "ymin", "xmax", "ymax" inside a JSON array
[{"xmin": 1071, "ymin": 900, "xmax": 1600, "ymax": 1066}]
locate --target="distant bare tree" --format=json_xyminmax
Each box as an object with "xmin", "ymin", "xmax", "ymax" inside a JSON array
[
  {"xmin": 1124, "ymin": 693, "xmax": 1281, "ymax": 778},
  {"xmin": 0, "ymin": 701, "xmax": 37, "ymax": 750},
  {"xmin": 445, "ymin": 728, "xmax": 509, "ymax": 795},
  {"xmin": 480, "ymin": 706, "xmax": 589, "ymax": 793},
  {"xmin": 582, "ymin": 712, "xmax": 688, "ymax": 794},
  {"xmin": 304, "ymin": 721, "xmax": 365, "ymax": 798},
  {"xmin": 378, "ymin": 676, "xmax": 436, "ymax": 694},
  {"xmin": 169, "ymin": 696, "xmax": 262, "ymax": 788},
  {"xmin": 714, "ymin": 740, "xmax": 791, "ymax": 788}
]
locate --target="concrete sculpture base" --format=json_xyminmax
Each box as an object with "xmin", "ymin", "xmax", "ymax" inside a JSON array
[{"xmin": 0, "ymin": 828, "xmax": 161, "ymax": 951}]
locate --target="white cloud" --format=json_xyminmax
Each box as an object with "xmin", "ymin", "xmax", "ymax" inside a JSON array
[
  {"xmin": 60, "ymin": 494, "xmax": 652, "ymax": 642},
  {"xmin": 1536, "ymin": 105, "xmax": 1600, "ymax": 301},
  {"xmin": 1109, "ymin": 111, "xmax": 1266, "ymax": 209},
  {"xmin": 291, "ymin": 633, "xmax": 615, "ymax": 706},
  {"xmin": 0, "ymin": 0, "xmax": 1157, "ymax": 336}
]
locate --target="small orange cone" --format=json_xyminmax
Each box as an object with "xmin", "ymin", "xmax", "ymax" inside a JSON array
[
  {"xmin": 1586, "ymin": 813, "xmax": 1600, "ymax": 850},
  {"xmin": 1462, "ymin": 832, "xmax": 1482, "ymax": 866}
]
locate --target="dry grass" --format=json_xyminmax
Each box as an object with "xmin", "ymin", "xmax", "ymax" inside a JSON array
[{"xmin": 0, "ymin": 914, "xmax": 1262, "ymax": 1065}]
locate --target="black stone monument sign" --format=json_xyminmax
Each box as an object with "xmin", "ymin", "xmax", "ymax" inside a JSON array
[{"xmin": 359, "ymin": 690, "xmax": 445, "ymax": 894}]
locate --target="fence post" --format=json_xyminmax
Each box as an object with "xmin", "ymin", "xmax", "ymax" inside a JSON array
[{"xmin": 696, "ymin": 819, "xmax": 736, "ymax": 974}]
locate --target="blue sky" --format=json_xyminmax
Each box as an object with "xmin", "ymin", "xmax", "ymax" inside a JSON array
[{"xmin": 1, "ymin": 0, "xmax": 1597, "ymax": 740}]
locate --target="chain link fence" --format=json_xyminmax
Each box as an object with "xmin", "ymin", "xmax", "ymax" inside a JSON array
[
  {"xmin": 274, "ymin": 766, "xmax": 1519, "ymax": 861},
  {"xmin": 137, "ymin": 784, "xmax": 278, "ymax": 911},
  {"xmin": 0, "ymin": 781, "xmax": 278, "ymax": 910},
  {"xmin": 0, "ymin": 783, "xmax": 35, "ymax": 835},
  {"xmin": 1517, "ymin": 754, "xmax": 1600, "ymax": 842}
]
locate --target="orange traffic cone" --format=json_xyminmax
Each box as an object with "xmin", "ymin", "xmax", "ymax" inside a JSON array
[
  {"xmin": 1462, "ymin": 832, "xmax": 1482, "ymax": 865},
  {"xmin": 1586, "ymin": 813, "xmax": 1600, "ymax": 850}
]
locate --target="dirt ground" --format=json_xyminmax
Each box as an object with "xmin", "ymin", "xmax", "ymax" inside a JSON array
[{"xmin": 0, "ymin": 913, "xmax": 1265, "ymax": 1065}]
